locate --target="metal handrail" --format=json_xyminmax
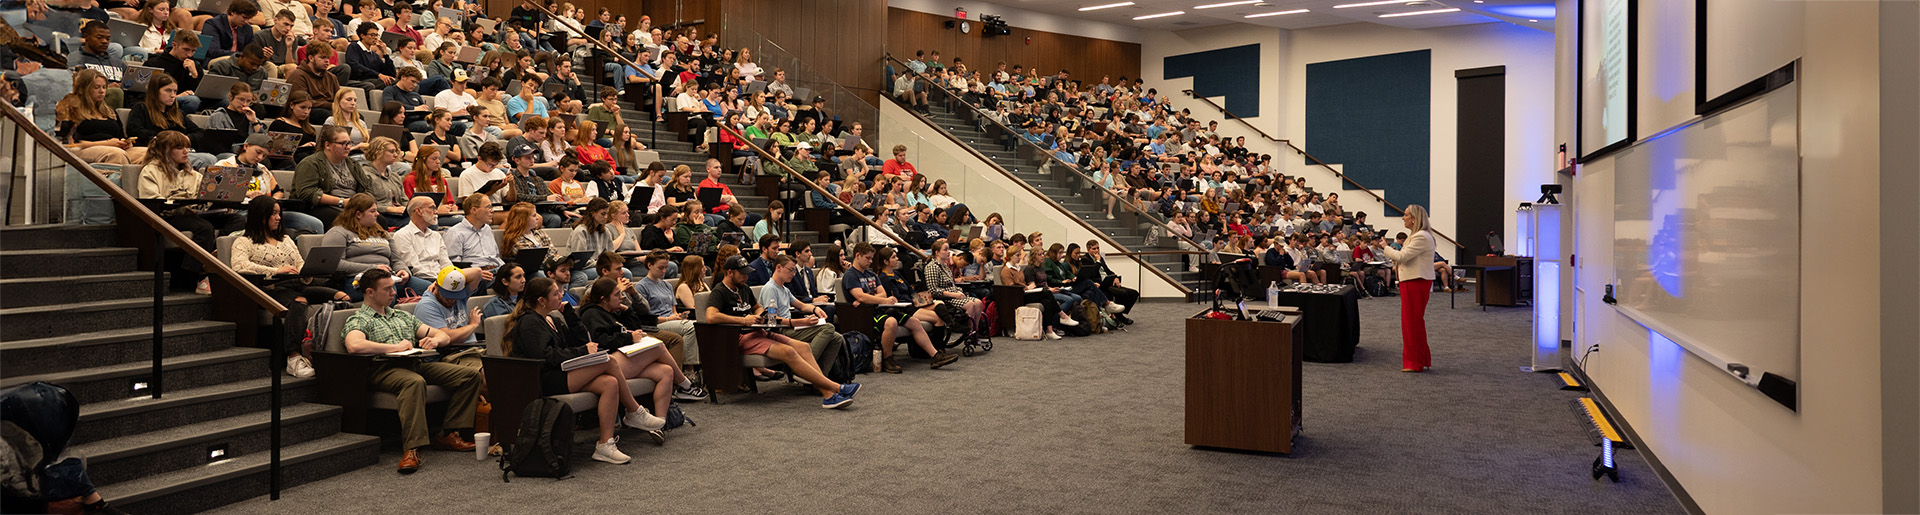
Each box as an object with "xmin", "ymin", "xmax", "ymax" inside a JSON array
[
  {"xmin": 713, "ymin": 123, "xmax": 927, "ymax": 260},
  {"xmin": 1178, "ymin": 89, "xmax": 1284, "ymax": 143},
  {"xmin": 886, "ymin": 56, "xmax": 1204, "ymax": 292},
  {"xmin": 0, "ymin": 99, "xmax": 290, "ymax": 499},
  {"xmin": 1176, "ymin": 89, "xmax": 1463, "ymax": 249}
]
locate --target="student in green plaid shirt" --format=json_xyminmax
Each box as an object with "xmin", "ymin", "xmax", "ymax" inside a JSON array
[{"xmin": 342, "ymin": 269, "xmax": 483, "ymax": 475}]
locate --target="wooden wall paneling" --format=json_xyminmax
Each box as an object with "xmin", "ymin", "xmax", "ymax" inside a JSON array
[
  {"xmin": 718, "ymin": 0, "xmax": 887, "ymax": 107},
  {"xmin": 886, "ymin": 8, "xmax": 1141, "ymax": 87}
]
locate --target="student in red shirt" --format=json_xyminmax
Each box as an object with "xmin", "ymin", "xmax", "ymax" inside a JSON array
[
  {"xmin": 695, "ymin": 158, "xmax": 738, "ymax": 211},
  {"xmin": 882, "ymin": 144, "xmax": 917, "ymax": 177}
]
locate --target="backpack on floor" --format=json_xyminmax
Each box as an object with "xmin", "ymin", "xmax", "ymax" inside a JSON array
[
  {"xmin": 1081, "ymin": 300, "xmax": 1106, "ymax": 335},
  {"xmin": 1013, "ymin": 306, "xmax": 1043, "ymax": 341},
  {"xmin": 302, "ymin": 301, "xmax": 345, "ymax": 353},
  {"xmin": 980, "ymin": 298, "xmax": 1002, "ymax": 336},
  {"xmin": 662, "ymin": 403, "xmax": 695, "ymax": 431},
  {"xmin": 1060, "ymin": 301, "xmax": 1093, "ymax": 337},
  {"xmin": 499, "ymin": 398, "xmax": 573, "ymax": 482},
  {"xmin": 1364, "ymin": 274, "xmax": 1391, "ymax": 297},
  {"xmin": 839, "ymin": 331, "xmax": 873, "ymax": 376}
]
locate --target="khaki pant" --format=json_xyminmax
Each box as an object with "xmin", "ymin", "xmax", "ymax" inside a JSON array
[
  {"xmin": 657, "ymin": 319, "xmax": 697, "ymax": 366},
  {"xmin": 779, "ymin": 324, "xmax": 845, "ymax": 365},
  {"xmin": 372, "ymin": 360, "xmax": 482, "ymax": 450}
]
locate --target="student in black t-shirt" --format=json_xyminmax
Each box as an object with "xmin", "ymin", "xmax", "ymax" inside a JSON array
[
  {"xmin": 640, "ymin": 204, "xmax": 684, "ymax": 252},
  {"xmin": 706, "ymin": 255, "xmax": 858, "ymax": 409},
  {"xmin": 841, "ymin": 244, "xmax": 954, "ymax": 373}
]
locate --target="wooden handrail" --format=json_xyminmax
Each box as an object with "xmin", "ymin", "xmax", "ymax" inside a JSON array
[
  {"xmin": 1179, "ymin": 90, "xmax": 1283, "ymax": 143},
  {"xmin": 0, "ymin": 100, "xmax": 287, "ymax": 315},
  {"xmin": 1176, "ymin": 89, "xmax": 1463, "ymax": 250},
  {"xmin": 714, "ymin": 124, "xmax": 928, "ymax": 260},
  {"xmin": 884, "ymin": 55, "xmax": 1197, "ymax": 294}
]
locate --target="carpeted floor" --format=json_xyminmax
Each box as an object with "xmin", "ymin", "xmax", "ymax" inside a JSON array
[{"xmin": 208, "ymin": 294, "xmax": 1682, "ymax": 514}]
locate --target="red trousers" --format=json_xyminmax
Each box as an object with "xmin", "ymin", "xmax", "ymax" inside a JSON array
[{"xmin": 1399, "ymin": 279, "xmax": 1432, "ymax": 370}]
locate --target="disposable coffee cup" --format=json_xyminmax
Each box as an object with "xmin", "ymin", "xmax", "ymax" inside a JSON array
[{"xmin": 474, "ymin": 432, "xmax": 491, "ymax": 460}]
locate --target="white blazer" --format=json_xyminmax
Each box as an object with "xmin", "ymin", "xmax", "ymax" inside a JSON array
[{"xmin": 1377, "ymin": 230, "xmax": 1437, "ymax": 283}]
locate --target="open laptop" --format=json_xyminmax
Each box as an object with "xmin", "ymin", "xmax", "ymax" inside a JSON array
[
  {"xmin": 195, "ymin": 165, "xmax": 251, "ymax": 201},
  {"xmin": 437, "ymin": 7, "xmax": 464, "ymax": 28},
  {"xmin": 696, "ymin": 186, "xmax": 723, "ymax": 210},
  {"xmin": 188, "ymin": 0, "xmax": 233, "ymax": 15},
  {"xmin": 256, "ymin": 79, "xmax": 291, "ymax": 106},
  {"xmin": 512, "ymin": 248, "xmax": 549, "ymax": 272},
  {"xmin": 843, "ymin": 133, "xmax": 862, "ymax": 151},
  {"xmin": 201, "ymin": 129, "xmax": 246, "ymax": 154},
  {"xmin": 473, "ymin": 18, "xmax": 498, "ymax": 34},
  {"xmin": 541, "ymin": 82, "xmax": 564, "ymax": 99},
  {"xmin": 264, "ymin": 131, "xmax": 302, "ymax": 158},
  {"xmin": 123, "ymin": 66, "xmax": 162, "ymax": 93},
  {"xmin": 108, "ymin": 18, "xmax": 146, "ymax": 50},
  {"xmin": 743, "ymin": 80, "xmax": 766, "ymax": 96},
  {"xmin": 192, "ymin": 33, "xmax": 214, "ymax": 61},
  {"xmin": 370, "ymin": 123, "xmax": 409, "ymax": 143},
  {"xmin": 379, "ymin": 32, "xmax": 411, "ymax": 53},
  {"xmin": 197, "ymin": 74, "xmax": 242, "ymax": 100},
  {"xmin": 455, "ymin": 46, "xmax": 483, "ymax": 65},
  {"xmin": 299, "ymin": 246, "xmax": 346, "ymax": 277},
  {"xmin": 749, "ymin": 137, "xmax": 771, "ymax": 151},
  {"xmin": 412, "ymin": 191, "xmax": 445, "ymax": 205},
  {"xmin": 584, "ymin": 24, "xmax": 604, "ymax": 40}
]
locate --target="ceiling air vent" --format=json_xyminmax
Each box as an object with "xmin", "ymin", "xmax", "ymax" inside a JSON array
[{"xmin": 1172, "ymin": 20, "xmax": 1199, "ymax": 25}]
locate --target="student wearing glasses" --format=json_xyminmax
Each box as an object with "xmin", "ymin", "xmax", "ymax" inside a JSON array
[{"xmin": 290, "ymin": 125, "xmax": 370, "ymax": 227}]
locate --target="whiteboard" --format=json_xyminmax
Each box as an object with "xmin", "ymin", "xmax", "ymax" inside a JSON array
[{"xmin": 1611, "ymin": 80, "xmax": 1799, "ymax": 385}]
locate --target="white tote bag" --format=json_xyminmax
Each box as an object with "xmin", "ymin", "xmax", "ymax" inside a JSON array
[{"xmin": 1014, "ymin": 306, "xmax": 1044, "ymax": 341}]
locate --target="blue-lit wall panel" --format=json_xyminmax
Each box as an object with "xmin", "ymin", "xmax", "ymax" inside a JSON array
[
  {"xmin": 1304, "ymin": 50, "xmax": 1432, "ymax": 213},
  {"xmin": 1164, "ymin": 44, "xmax": 1262, "ymax": 118}
]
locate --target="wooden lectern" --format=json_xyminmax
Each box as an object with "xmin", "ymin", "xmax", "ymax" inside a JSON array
[{"xmin": 1185, "ymin": 311, "xmax": 1304, "ymax": 454}]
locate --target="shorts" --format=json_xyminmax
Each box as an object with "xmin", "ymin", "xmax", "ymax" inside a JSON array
[{"xmin": 739, "ymin": 330, "xmax": 773, "ymax": 355}]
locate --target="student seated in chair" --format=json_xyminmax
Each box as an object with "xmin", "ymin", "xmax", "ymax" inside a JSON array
[
  {"xmin": 842, "ymin": 244, "xmax": 955, "ymax": 373},
  {"xmin": 707, "ymin": 255, "xmax": 859, "ymax": 409},
  {"xmin": 341, "ymin": 269, "xmax": 483, "ymax": 474},
  {"xmin": 759, "ymin": 254, "xmax": 847, "ymax": 374},
  {"xmin": 578, "ymin": 276, "xmax": 707, "ymax": 407},
  {"xmin": 503, "ymin": 277, "xmax": 665, "ymax": 464}
]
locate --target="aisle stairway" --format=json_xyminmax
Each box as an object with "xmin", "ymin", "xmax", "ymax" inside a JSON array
[
  {"xmin": 900, "ymin": 101, "xmax": 1207, "ymax": 292},
  {"xmin": 0, "ymin": 224, "xmax": 379, "ymax": 515}
]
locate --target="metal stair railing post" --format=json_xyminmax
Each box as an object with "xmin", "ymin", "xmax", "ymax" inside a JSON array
[
  {"xmin": 0, "ymin": 98, "xmax": 292, "ymax": 499},
  {"xmin": 886, "ymin": 55, "xmax": 1206, "ymax": 292},
  {"xmin": 715, "ymin": 124, "xmax": 927, "ymax": 260},
  {"xmin": 1176, "ymin": 89, "xmax": 1463, "ymax": 250},
  {"xmin": 530, "ymin": 3, "xmax": 662, "ymax": 151}
]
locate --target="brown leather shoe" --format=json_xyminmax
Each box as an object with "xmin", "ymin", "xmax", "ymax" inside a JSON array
[
  {"xmin": 397, "ymin": 449, "xmax": 421, "ymax": 474},
  {"xmin": 431, "ymin": 432, "xmax": 476, "ymax": 452}
]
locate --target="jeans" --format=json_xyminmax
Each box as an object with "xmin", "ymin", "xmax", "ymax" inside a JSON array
[
  {"xmin": 1051, "ymin": 291, "xmax": 1079, "ymax": 313},
  {"xmin": 281, "ymin": 210, "xmax": 325, "ymax": 234},
  {"xmin": 417, "ymin": 76, "xmax": 450, "ymax": 97},
  {"xmin": 605, "ymin": 63, "xmax": 627, "ymax": 90},
  {"xmin": 177, "ymin": 94, "xmax": 203, "ymax": 115},
  {"xmin": 407, "ymin": 120, "xmax": 433, "ymax": 133},
  {"xmin": 1069, "ymin": 279, "xmax": 1108, "ymax": 306}
]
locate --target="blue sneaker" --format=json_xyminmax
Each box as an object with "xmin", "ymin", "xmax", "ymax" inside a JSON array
[
  {"xmin": 839, "ymin": 382, "xmax": 861, "ymax": 397},
  {"xmin": 822, "ymin": 392, "xmax": 854, "ymax": 409}
]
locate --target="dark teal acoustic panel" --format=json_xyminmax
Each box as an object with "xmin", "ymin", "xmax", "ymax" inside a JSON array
[
  {"xmin": 1304, "ymin": 49, "xmax": 1431, "ymax": 215},
  {"xmin": 1164, "ymin": 44, "xmax": 1261, "ymax": 118}
]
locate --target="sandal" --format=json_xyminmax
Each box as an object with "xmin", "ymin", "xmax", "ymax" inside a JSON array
[{"xmin": 753, "ymin": 370, "xmax": 786, "ymax": 381}]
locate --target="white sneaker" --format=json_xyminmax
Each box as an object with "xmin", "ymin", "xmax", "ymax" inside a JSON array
[
  {"xmin": 285, "ymin": 355, "xmax": 315, "ymax": 378},
  {"xmin": 1106, "ymin": 213, "xmax": 1115, "ymax": 220},
  {"xmin": 623, "ymin": 410, "xmax": 666, "ymax": 431},
  {"xmin": 1046, "ymin": 330, "xmax": 1063, "ymax": 340},
  {"xmin": 1058, "ymin": 316, "xmax": 1080, "ymax": 327},
  {"xmin": 592, "ymin": 438, "xmax": 631, "ymax": 464},
  {"xmin": 1105, "ymin": 302, "xmax": 1126, "ymax": 314}
]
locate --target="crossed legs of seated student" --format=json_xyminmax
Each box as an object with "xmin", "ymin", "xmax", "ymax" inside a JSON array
[
  {"xmin": 567, "ymin": 358, "xmax": 649, "ymax": 447},
  {"xmin": 876, "ymin": 311, "xmax": 939, "ymax": 366},
  {"xmin": 606, "ymin": 344, "xmax": 685, "ymax": 419},
  {"xmin": 745, "ymin": 331, "xmax": 845, "ymax": 399}
]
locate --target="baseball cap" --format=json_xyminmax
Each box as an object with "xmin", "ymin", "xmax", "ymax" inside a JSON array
[
  {"xmin": 722, "ymin": 255, "xmax": 752, "ymax": 273},
  {"xmin": 508, "ymin": 141, "xmax": 538, "ymax": 159},
  {"xmin": 453, "ymin": 68, "xmax": 470, "ymax": 83},
  {"xmin": 433, "ymin": 266, "xmax": 470, "ymax": 299},
  {"xmin": 243, "ymin": 133, "xmax": 273, "ymax": 148},
  {"xmin": 794, "ymin": 142, "xmax": 811, "ymax": 150}
]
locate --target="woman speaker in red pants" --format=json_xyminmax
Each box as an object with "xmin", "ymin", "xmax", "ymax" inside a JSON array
[{"xmin": 1375, "ymin": 205, "xmax": 1436, "ymax": 372}]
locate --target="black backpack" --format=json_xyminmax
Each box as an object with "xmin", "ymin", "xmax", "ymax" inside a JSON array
[
  {"xmin": 833, "ymin": 331, "xmax": 872, "ymax": 381},
  {"xmin": 499, "ymin": 398, "xmax": 573, "ymax": 482},
  {"xmin": 1060, "ymin": 301, "xmax": 1094, "ymax": 337},
  {"xmin": 1364, "ymin": 274, "xmax": 1392, "ymax": 297}
]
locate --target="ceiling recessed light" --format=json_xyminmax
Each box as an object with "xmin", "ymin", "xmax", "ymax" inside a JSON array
[
  {"xmin": 1244, "ymin": 8, "xmax": 1309, "ymax": 17},
  {"xmin": 1133, "ymin": 10, "xmax": 1185, "ymax": 19},
  {"xmin": 1079, "ymin": 2, "xmax": 1135, "ymax": 11},
  {"xmin": 1528, "ymin": 19, "xmax": 1538, "ymax": 22},
  {"xmin": 1333, "ymin": 0, "xmax": 1413, "ymax": 8},
  {"xmin": 1195, "ymin": 0, "xmax": 1261, "ymax": 8},
  {"xmin": 1379, "ymin": 7, "xmax": 1460, "ymax": 17}
]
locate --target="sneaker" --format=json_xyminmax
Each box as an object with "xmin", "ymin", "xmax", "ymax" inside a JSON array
[
  {"xmin": 641, "ymin": 429, "xmax": 666, "ymax": 446},
  {"xmin": 1046, "ymin": 330, "xmax": 1063, "ymax": 340},
  {"xmin": 930, "ymin": 350, "xmax": 959, "ymax": 369},
  {"xmin": 672, "ymin": 382, "xmax": 709, "ymax": 401},
  {"xmin": 1105, "ymin": 302, "xmax": 1126, "ymax": 313},
  {"xmin": 592, "ymin": 438, "xmax": 631, "ymax": 464},
  {"xmin": 1058, "ymin": 316, "xmax": 1080, "ymax": 327},
  {"xmin": 195, "ymin": 278, "xmax": 211, "ymax": 295},
  {"xmin": 622, "ymin": 410, "xmax": 666, "ymax": 431},
  {"xmin": 285, "ymin": 355, "xmax": 315, "ymax": 377},
  {"xmin": 839, "ymin": 382, "xmax": 861, "ymax": 397},
  {"xmin": 1106, "ymin": 213, "xmax": 1115, "ymax": 220},
  {"xmin": 822, "ymin": 392, "xmax": 855, "ymax": 409},
  {"xmin": 1116, "ymin": 314, "xmax": 1134, "ymax": 325}
]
